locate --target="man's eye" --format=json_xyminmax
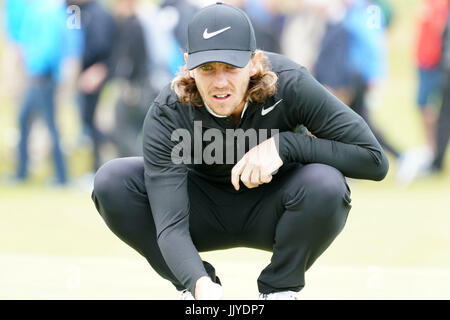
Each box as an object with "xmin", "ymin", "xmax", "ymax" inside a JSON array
[
  {"xmin": 226, "ymin": 65, "xmax": 237, "ymax": 70},
  {"xmin": 200, "ymin": 65, "xmax": 212, "ymax": 71}
]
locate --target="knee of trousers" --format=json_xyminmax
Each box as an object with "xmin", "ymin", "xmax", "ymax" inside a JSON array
[
  {"xmin": 91, "ymin": 157, "xmax": 144, "ymax": 212},
  {"xmin": 283, "ymin": 163, "xmax": 351, "ymax": 223}
]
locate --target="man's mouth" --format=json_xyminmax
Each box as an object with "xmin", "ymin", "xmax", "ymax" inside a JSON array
[{"xmin": 213, "ymin": 94, "xmax": 231, "ymax": 101}]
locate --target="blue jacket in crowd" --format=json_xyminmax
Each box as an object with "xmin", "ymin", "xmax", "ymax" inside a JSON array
[{"xmin": 3, "ymin": 0, "xmax": 83, "ymax": 81}]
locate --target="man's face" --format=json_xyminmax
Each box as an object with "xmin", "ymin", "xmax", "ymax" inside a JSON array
[{"xmin": 186, "ymin": 54, "xmax": 260, "ymax": 117}]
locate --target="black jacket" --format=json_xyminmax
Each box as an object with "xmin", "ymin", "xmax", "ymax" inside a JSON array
[
  {"xmin": 142, "ymin": 52, "xmax": 389, "ymax": 294},
  {"xmin": 79, "ymin": 1, "xmax": 116, "ymax": 71},
  {"xmin": 111, "ymin": 15, "xmax": 148, "ymax": 82}
]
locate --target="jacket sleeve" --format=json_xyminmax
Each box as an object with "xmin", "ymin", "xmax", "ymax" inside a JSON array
[
  {"xmin": 277, "ymin": 67, "xmax": 389, "ymax": 181},
  {"xmin": 142, "ymin": 102, "xmax": 208, "ymax": 294}
]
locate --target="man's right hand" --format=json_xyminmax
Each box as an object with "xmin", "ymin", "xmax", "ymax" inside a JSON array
[
  {"xmin": 194, "ymin": 276, "xmax": 224, "ymax": 300},
  {"xmin": 78, "ymin": 62, "xmax": 108, "ymax": 94},
  {"xmin": 231, "ymin": 136, "xmax": 283, "ymax": 190}
]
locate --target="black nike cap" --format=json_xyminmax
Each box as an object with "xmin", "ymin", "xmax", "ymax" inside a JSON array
[{"xmin": 186, "ymin": 2, "xmax": 257, "ymax": 70}]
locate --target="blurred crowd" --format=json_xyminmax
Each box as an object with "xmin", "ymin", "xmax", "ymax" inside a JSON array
[{"xmin": 0, "ymin": 0, "xmax": 449, "ymax": 188}]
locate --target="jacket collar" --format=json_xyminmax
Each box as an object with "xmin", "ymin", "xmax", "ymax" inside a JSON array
[{"xmin": 192, "ymin": 101, "xmax": 255, "ymax": 130}]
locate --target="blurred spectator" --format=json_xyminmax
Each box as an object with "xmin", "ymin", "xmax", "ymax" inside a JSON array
[
  {"xmin": 281, "ymin": 0, "xmax": 331, "ymax": 71},
  {"xmin": 373, "ymin": 0, "xmax": 394, "ymax": 27},
  {"xmin": 3, "ymin": 0, "xmax": 83, "ymax": 185},
  {"xmin": 313, "ymin": 1, "xmax": 352, "ymax": 103},
  {"xmin": 105, "ymin": 0, "xmax": 190, "ymax": 157},
  {"xmin": 67, "ymin": 0, "xmax": 116, "ymax": 173},
  {"xmin": 1, "ymin": 0, "xmax": 27, "ymax": 101},
  {"xmin": 345, "ymin": 0, "xmax": 402, "ymax": 162},
  {"xmin": 109, "ymin": 0, "xmax": 154, "ymax": 157},
  {"xmin": 137, "ymin": 0, "xmax": 187, "ymax": 92},
  {"xmin": 162, "ymin": 0, "xmax": 199, "ymax": 51},
  {"xmin": 244, "ymin": 0, "xmax": 287, "ymax": 53},
  {"xmin": 415, "ymin": 0, "xmax": 449, "ymax": 153},
  {"xmin": 397, "ymin": 0, "xmax": 450, "ymax": 184},
  {"xmin": 431, "ymin": 5, "xmax": 450, "ymax": 173},
  {"xmin": 314, "ymin": 0, "xmax": 402, "ymax": 161}
]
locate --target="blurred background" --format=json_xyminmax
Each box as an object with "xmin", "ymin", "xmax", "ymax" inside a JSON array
[{"xmin": 0, "ymin": 0, "xmax": 449, "ymax": 299}]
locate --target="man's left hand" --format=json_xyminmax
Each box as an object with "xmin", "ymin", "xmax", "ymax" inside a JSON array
[{"xmin": 231, "ymin": 137, "xmax": 283, "ymax": 190}]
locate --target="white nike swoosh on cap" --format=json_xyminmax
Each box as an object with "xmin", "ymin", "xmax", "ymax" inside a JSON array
[
  {"xmin": 261, "ymin": 99, "xmax": 283, "ymax": 116},
  {"xmin": 203, "ymin": 26, "xmax": 231, "ymax": 39}
]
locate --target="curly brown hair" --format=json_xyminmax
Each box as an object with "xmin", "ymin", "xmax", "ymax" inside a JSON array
[{"xmin": 171, "ymin": 51, "xmax": 278, "ymax": 107}]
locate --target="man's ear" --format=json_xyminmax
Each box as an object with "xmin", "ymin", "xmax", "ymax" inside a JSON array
[
  {"xmin": 250, "ymin": 51, "xmax": 263, "ymax": 76},
  {"xmin": 184, "ymin": 53, "xmax": 188, "ymax": 64}
]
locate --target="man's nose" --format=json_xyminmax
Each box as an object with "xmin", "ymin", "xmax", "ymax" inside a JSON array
[{"xmin": 213, "ymin": 70, "xmax": 228, "ymax": 88}]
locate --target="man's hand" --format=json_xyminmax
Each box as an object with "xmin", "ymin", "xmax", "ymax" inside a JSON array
[
  {"xmin": 231, "ymin": 136, "xmax": 283, "ymax": 190},
  {"xmin": 194, "ymin": 276, "xmax": 224, "ymax": 300},
  {"xmin": 78, "ymin": 62, "xmax": 108, "ymax": 94}
]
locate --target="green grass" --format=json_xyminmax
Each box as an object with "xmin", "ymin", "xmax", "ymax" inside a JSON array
[{"xmin": 1, "ymin": 173, "xmax": 450, "ymax": 299}]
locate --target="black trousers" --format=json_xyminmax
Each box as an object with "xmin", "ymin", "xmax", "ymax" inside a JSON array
[
  {"xmin": 91, "ymin": 157, "xmax": 352, "ymax": 294},
  {"xmin": 79, "ymin": 89, "xmax": 105, "ymax": 172},
  {"xmin": 433, "ymin": 72, "xmax": 450, "ymax": 170}
]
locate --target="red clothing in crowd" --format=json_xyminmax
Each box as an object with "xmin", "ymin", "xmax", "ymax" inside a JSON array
[{"xmin": 416, "ymin": 0, "xmax": 450, "ymax": 69}]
